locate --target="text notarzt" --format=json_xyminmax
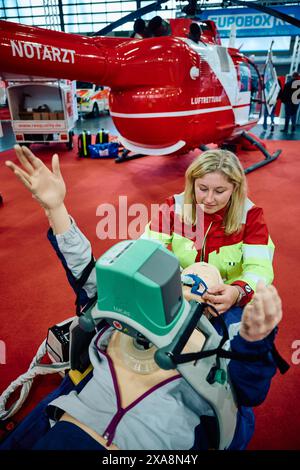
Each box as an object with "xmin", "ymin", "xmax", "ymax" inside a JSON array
[{"xmin": 10, "ymin": 40, "xmax": 75, "ymax": 64}]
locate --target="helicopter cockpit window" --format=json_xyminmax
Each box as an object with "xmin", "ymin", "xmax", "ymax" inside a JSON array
[
  {"xmin": 249, "ymin": 62, "xmax": 262, "ymax": 120},
  {"xmin": 237, "ymin": 61, "xmax": 262, "ymax": 120},
  {"xmin": 239, "ymin": 63, "xmax": 250, "ymax": 92}
]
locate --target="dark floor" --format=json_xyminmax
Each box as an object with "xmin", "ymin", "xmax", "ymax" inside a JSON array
[
  {"xmin": 0, "ymin": 114, "xmax": 299, "ymax": 153},
  {"xmin": 252, "ymin": 122, "xmax": 300, "ymax": 142}
]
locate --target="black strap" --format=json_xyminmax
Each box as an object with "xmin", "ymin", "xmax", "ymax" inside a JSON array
[
  {"xmin": 204, "ymin": 304, "xmax": 228, "ymax": 371},
  {"xmin": 169, "ymin": 301, "xmax": 289, "ymax": 371},
  {"xmin": 271, "ymin": 343, "xmax": 290, "ymax": 374},
  {"xmin": 74, "ymin": 254, "xmax": 96, "ymax": 316},
  {"xmin": 171, "ymin": 338, "xmax": 290, "ymax": 373},
  {"xmin": 172, "ymin": 347, "xmax": 269, "ymax": 365}
]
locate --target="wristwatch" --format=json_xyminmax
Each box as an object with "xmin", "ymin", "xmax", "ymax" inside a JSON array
[{"xmin": 234, "ymin": 286, "xmax": 245, "ymax": 305}]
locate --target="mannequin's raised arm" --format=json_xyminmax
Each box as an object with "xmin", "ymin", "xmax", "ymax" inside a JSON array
[{"xmin": 6, "ymin": 145, "xmax": 70, "ymax": 234}]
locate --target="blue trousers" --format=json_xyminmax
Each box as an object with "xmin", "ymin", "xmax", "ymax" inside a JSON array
[
  {"xmin": 284, "ymin": 103, "xmax": 299, "ymax": 130},
  {"xmin": 32, "ymin": 421, "xmax": 106, "ymax": 450},
  {"xmin": 0, "ymin": 372, "xmax": 93, "ymax": 450},
  {"xmin": 263, "ymin": 105, "xmax": 275, "ymax": 129}
]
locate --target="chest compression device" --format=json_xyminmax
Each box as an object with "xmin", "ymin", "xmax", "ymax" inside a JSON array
[{"xmin": 77, "ymin": 238, "xmax": 238, "ymax": 450}]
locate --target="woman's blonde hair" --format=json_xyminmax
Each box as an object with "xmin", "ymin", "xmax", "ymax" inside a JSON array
[{"xmin": 183, "ymin": 149, "xmax": 247, "ymax": 234}]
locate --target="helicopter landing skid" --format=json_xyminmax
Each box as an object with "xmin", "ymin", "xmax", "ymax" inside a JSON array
[
  {"xmin": 241, "ymin": 131, "xmax": 281, "ymax": 174},
  {"xmin": 221, "ymin": 131, "xmax": 281, "ymax": 174},
  {"xmin": 115, "ymin": 148, "xmax": 146, "ymax": 163}
]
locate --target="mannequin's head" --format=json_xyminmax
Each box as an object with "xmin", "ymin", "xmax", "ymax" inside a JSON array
[{"xmin": 181, "ymin": 262, "xmax": 223, "ymax": 303}]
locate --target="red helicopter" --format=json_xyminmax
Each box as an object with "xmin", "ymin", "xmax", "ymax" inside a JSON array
[{"xmin": 0, "ymin": 3, "xmax": 285, "ymax": 171}]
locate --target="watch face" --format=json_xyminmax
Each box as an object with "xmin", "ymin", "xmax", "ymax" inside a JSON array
[{"xmin": 245, "ymin": 284, "xmax": 252, "ymax": 294}]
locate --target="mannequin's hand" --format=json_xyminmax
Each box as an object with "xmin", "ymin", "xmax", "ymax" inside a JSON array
[
  {"xmin": 202, "ymin": 283, "xmax": 239, "ymax": 314},
  {"xmin": 5, "ymin": 145, "xmax": 66, "ymax": 210},
  {"xmin": 240, "ymin": 281, "xmax": 282, "ymax": 342}
]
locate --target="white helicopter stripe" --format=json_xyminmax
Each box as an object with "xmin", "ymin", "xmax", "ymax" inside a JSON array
[
  {"xmin": 233, "ymin": 103, "xmax": 250, "ymax": 109},
  {"xmin": 110, "ymin": 105, "xmax": 232, "ymax": 119}
]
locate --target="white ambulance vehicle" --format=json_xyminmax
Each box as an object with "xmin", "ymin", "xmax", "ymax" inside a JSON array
[{"xmin": 76, "ymin": 81, "xmax": 109, "ymax": 117}]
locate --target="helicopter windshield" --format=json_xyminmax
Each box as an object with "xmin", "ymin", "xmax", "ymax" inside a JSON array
[
  {"xmin": 249, "ymin": 62, "xmax": 262, "ymax": 120},
  {"xmin": 236, "ymin": 60, "xmax": 262, "ymax": 122}
]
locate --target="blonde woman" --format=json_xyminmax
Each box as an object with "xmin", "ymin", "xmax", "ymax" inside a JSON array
[
  {"xmin": 6, "ymin": 146, "xmax": 273, "ymax": 317},
  {"xmin": 143, "ymin": 149, "xmax": 274, "ymax": 313}
]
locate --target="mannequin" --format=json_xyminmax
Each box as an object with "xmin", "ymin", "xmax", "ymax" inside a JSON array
[
  {"xmin": 59, "ymin": 265, "xmax": 209, "ymax": 450},
  {"xmin": 56, "ymin": 263, "xmax": 277, "ymax": 450}
]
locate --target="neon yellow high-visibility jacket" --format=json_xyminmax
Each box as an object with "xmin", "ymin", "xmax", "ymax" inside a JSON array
[{"xmin": 142, "ymin": 193, "xmax": 274, "ymax": 306}]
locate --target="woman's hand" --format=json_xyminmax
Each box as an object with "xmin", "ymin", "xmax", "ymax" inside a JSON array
[
  {"xmin": 202, "ymin": 283, "xmax": 240, "ymax": 314},
  {"xmin": 5, "ymin": 145, "xmax": 66, "ymax": 211},
  {"xmin": 240, "ymin": 281, "xmax": 282, "ymax": 342}
]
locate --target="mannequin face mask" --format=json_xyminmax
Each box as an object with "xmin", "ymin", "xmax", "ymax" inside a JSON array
[
  {"xmin": 110, "ymin": 324, "xmax": 206, "ymax": 377},
  {"xmin": 117, "ymin": 333, "xmax": 160, "ymax": 375}
]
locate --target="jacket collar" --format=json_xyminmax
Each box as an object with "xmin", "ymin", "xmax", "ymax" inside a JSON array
[{"xmin": 204, "ymin": 205, "xmax": 228, "ymax": 223}]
